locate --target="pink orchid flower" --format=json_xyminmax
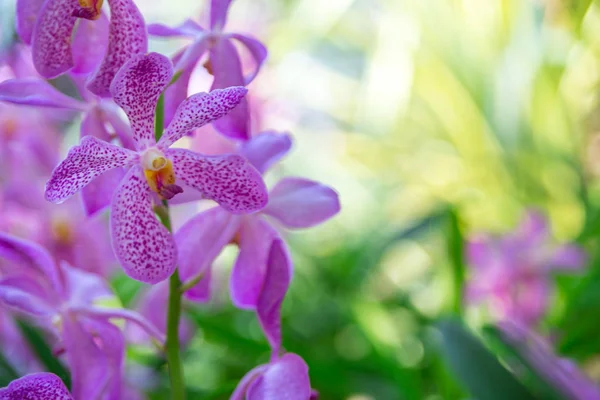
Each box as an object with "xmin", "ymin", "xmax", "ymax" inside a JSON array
[{"xmin": 0, "ymin": 372, "xmax": 73, "ymax": 399}]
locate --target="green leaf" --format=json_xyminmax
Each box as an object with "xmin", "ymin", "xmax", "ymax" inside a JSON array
[
  {"xmin": 447, "ymin": 208, "xmax": 465, "ymax": 315},
  {"xmin": 436, "ymin": 318, "xmax": 536, "ymax": 400}
]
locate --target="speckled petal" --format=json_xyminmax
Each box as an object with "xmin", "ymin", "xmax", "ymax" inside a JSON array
[
  {"xmin": 0, "ymin": 373, "xmax": 72, "ymax": 399},
  {"xmin": 210, "ymin": 0, "xmax": 233, "ymax": 30},
  {"xmin": 158, "ymin": 86, "xmax": 248, "ymax": 149},
  {"xmin": 257, "ymin": 239, "xmax": 292, "ymax": 353},
  {"xmin": 109, "ymin": 52, "xmax": 173, "ymax": 150},
  {"xmin": 263, "ymin": 178, "xmax": 341, "ymax": 229},
  {"xmin": 246, "ymin": 354, "xmax": 311, "ymax": 400},
  {"xmin": 167, "ymin": 148, "xmax": 268, "ymax": 213},
  {"xmin": 86, "ymin": 0, "xmax": 148, "ymax": 97},
  {"xmin": 240, "ymin": 132, "xmax": 292, "ymax": 174},
  {"xmin": 16, "ymin": 0, "xmax": 45, "ymax": 44},
  {"xmin": 31, "ymin": 0, "xmax": 77, "ymax": 78},
  {"xmin": 229, "ymin": 33, "xmax": 268, "ymax": 84},
  {"xmin": 45, "ymin": 136, "xmax": 137, "ymax": 204},
  {"xmin": 110, "ymin": 166, "xmax": 177, "ymax": 284},
  {"xmin": 147, "ymin": 19, "xmax": 203, "ymax": 37},
  {"xmin": 210, "ymin": 38, "xmax": 250, "ymax": 140},
  {"xmin": 230, "ymin": 217, "xmax": 279, "ymax": 309},
  {"xmin": 0, "ymin": 78, "xmax": 87, "ymax": 110},
  {"xmin": 71, "ymin": 12, "xmax": 109, "ymax": 75}
]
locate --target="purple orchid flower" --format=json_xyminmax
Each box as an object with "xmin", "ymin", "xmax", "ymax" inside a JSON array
[
  {"xmin": 0, "ymin": 372, "xmax": 73, "ymax": 399},
  {"xmin": 231, "ymin": 239, "xmax": 312, "ymax": 400},
  {"xmin": 17, "ymin": 0, "xmax": 147, "ymax": 96},
  {"xmin": 466, "ymin": 210, "xmax": 587, "ymax": 327},
  {"xmin": 148, "ymin": 0, "xmax": 268, "ymax": 140},
  {"xmin": 0, "ymin": 233, "xmax": 164, "ymax": 399},
  {"xmin": 44, "ymin": 52, "xmax": 268, "ymax": 284},
  {"xmin": 175, "ymin": 132, "xmax": 340, "ymax": 308}
]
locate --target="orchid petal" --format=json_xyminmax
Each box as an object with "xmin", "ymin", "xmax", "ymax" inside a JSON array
[
  {"xmin": 263, "ymin": 178, "xmax": 340, "ymax": 229},
  {"xmin": 0, "ymin": 373, "xmax": 72, "ymax": 399},
  {"xmin": 547, "ymin": 245, "xmax": 587, "ymax": 271},
  {"xmin": 230, "ymin": 217, "xmax": 279, "ymax": 309},
  {"xmin": 71, "ymin": 12, "xmax": 109, "ymax": 75},
  {"xmin": 174, "ymin": 33, "xmax": 212, "ymax": 74},
  {"xmin": 175, "ymin": 207, "xmax": 240, "ymax": 301},
  {"xmin": 229, "ymin": 33, "xmax": 268, "ymax": 84},
  {"xmin": 246, "ymin": 354, "xmax": 311, "ymax": 400},
  {"xmin": 210, "ymin": 0, "xmax": 233, "ymax": 31},
  {"xmin": 167, "ymin": 148, "xmax": 268, "ymax": 213},
  {"xmin": 110, "ymin": 166, "xmax": 177, "ymax": 284},
  {"xmin": 0, "ymin": 78, "xmax": 87, "ymax": 110},
  {"xmin": 210, "ymin": 38, "xmax": 250, "ymax": 140},
  {"xmin": 147, "ymin": 19, "xmax": 203, "ymax": 37},
  {"xmin": 158, "ymin": 86, "xmax": 248, "ymax": 149},
  {"xmin": 45, "ymin": 136, "xmax": 137, "ymax": 204},
  {"xmin": 16, "ymin": 0, "xmax": 45, "ymax": 44},
  {"xmin": 86, "ymin": 0, "xmax": 148, "ymax": 97},
  {"xmin": 230, "ymin": 364, "xmax": 269, "ymax": 400},
  {"xmin": 164, "ymin": 50, "xmax": 192, "ymax": 127},
  {"xmin": 62, "ymin": 262, "xmax": 112, "ymax": 306},
  {"xmin": 0, "ymin": 278, "xmax": 56, "ymax": 316},
  {"xmin": 31, "ymin": 0, "xmax": 77, "ymax": 78},
  {"xmin": 80, "ymin": 107, "xmax": 112, "ymax": 142},
  {"xmin": 109, "ymin": 52, "xmax": 173, "ymax": 150},
  {"xmin": 240, "ymin": 132, "xmax": 292, "ymax": 174},
  {"xmin": 101, "ymin": 102, "xmax": 137, "ymax": 150},
  {"xmin": 257, "ymin": 239, "xmax": 292, "ymax": 353}
]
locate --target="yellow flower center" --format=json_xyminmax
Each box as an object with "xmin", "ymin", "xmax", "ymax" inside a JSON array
[
  {"xmin": 75, "ymin": 0, "xmax": 103, "ymax": 20},
  {"xmin": 141, "ymin": 148, "xmax": 183, "ymax": 200},
  {"xmin": 51, "ymin": 218, "xmax": 72, "ymax": 245}
]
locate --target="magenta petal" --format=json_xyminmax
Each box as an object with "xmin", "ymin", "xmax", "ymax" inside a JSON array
[
  {"xmin": 158, "ymin": 86, "xmax": 248, "ymax": 149},
  {"xmin": 31, "ymin": 0, "xmax": 76, "ymax": 78},
  {"xmin": 246, "ymin": 354, "xmax": 311, "ymax": 400},
  {"xmin": 167, "ymin": 148, "xmax": 268, "ymax": 213},
  {"xmin": 0, "ymin": 78, "xmax": 87, "ymax": 110},
  {"xmin": 210, "ymin": 38, "xmax": 250, "ymax": 140},
  {"xmin": 80, "ymin": 107, "xmax": 112, "ymax": 142},
  {"xmin": 263, "ymin": 178, "xmax": 340, "ymax": 229},
  {"xmin": 174, "ymin": 34, "xmax": 211, "ymax": 73},
  {"xmin": 0, "ymin": 278, "xmax": 56, "ymax": 316},
  {"xmin": 0, "ymin": 373, "xmax": 72, "ymax": 399},
  {"xmin": 257, "ymin": 239, "xmax": 292, "ymax": 353},
  {"xmin": 45, "ymin": 136, "xmax": 137, "ymax": 204},
  {"xmin": 86, "ymin": 0, "xmax": 148, "ymax": 97},
  {"xmin": 16, "ymin": 0, "xmax": 45, "ymax": 44},
  {"xmin": 81, "ymin": 167, "xmax": 126, "ymax": 216},
  {"xmin": 175, "ymin": 207, "xmax": 240, "ymax": 301},
  {"xmin": 110, "ymin": 166, "xmax": 177, "ymax": 284},
  {"xmin": 240, "ymin": 132, "xmax": 292, "ymax": 174},
  {"xmin": 164, "ymin": 50, "xmax": 192, "ymax": 127},
  {"xmin": 230, "ymin": 364, "xmax": 269, "ymax": 400},
  {"xmin": 110, "ymin": 52, "xmax": 173, "ymax": 150},
  {"xmin": 229, "ymin": 33, "xmax": 268, "ymax": 84},
  {"xmin": 230, "ymin": 217, "xmax": 279, "ymax": 309},
  {"xmin": 210, "ymin": 0, "xmax": 233, "ymax": 30},
  {"xmin": 548, "ymin": 245, "xmax": 587, "ymax": 271},
  {"xmin": 147, "ymin": 19, "xmax": 203, "ymax": 37},
  {"xmin": 71, "ymin": 12, "xmax": 109, "ymax": 75}
]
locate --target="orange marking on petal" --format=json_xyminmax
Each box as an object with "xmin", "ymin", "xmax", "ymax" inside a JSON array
[
  {"xmin": 73, "ymin": 0, "xmax": 103, "ymax": 20},
  {"xmin": 144, "ymin": 159, "xmax": 182, "ymax": 200}
]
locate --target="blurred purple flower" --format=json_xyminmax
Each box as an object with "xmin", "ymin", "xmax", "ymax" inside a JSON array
[
  {"xmin": 230, "ymin": 239, "xmax": 312, "ymax": 400},
  {"xmin": 148, "ymin": 0, "xmax": 268, "ymax": 140},
  {"xmin": 466, "ymin": 210, "xmax": 587, "ymax": 327},
  {"xmin": 44, "ymin": 52, "xmax": 268, "ymax": 284},
  {"xmin": 176, "ymin": 132, "xmax": 340, "ymax": 308},
  {"xmin": 0, "ymin": 233, "xmax": 164, "ymax": 399},
  {"xmin": 18, "ymin": 0, "xmax": 147, "ymax": 96},
  {"xmin": 0, "ymin": 372, "xmax": 72, "ymax": 399}
]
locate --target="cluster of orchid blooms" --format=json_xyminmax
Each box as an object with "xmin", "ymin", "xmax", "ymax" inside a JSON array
[{"xmin": 0, "ymin": 0, "xmax": 339, "ymax": 398}]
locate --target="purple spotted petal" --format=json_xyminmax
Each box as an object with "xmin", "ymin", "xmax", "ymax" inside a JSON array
[
  {"xmin": 210, "ymin": 0, "xmax": 233, "ymax": 30},
  {"xmin": 0, "ymin": 373, "xmax": 72, "ymax": 399},
  {"xmin": 257, "ymin": 239, "xmax": 292, "ymax": 353},
  {"xmin": 71, "ymin": 12, "xmax": 109, "ymax": 75},
  {"xmin": 173, "ymin": 33, "xmax": 211, "ymax": 74},
  {"xmin": 547, "ymin": 245, "xmax": 587, "ymax": 271},
  {"xmin": 167, "ymin": 148, "xmax": 268, "ymax": 213},
  {"xmin": 31, "ymin": 0, "xmax": 77, "ymax": 78},
  {"xmin": 175, "ymin": 207, "xmax": 240, "ymax": 301},
  {"xmin": 110, "ymin": 52, "xmax": 173, "ymax": 150},
  {"xmin": 16, "ymin": 0, "xmax": 45, "ymax": 44},
  {"xmin": 147, "ymin": 19, "xmax": 203, "ymax": 37},
  {"xmin": 45, "ymin": 136, "xmax": 137, "ymax": 204},
  {"xmin": 263, "ymin": 178, "xmax": 340, "ymax": 229},
  {"xmin": 86, "ymin": 0, "xmax": 148, "ymax": 97},
  {"xmin": 0, "ymin": 78, "xmax": 87, "ymax": 110},
  {"xmin": 158, "ymin": 86, "xmax": 248, "ymax": 149},
  {"xmin": 246, "ymin": 354, "xmax": 311, "ymax": 400},
  {"xmin": 210, "ymin": 38, "xmax": 250, "ymax": 140},
  {"xmin": 230, "ymin": 217, "xmax": 279, "ymax": 309},
  {"xmin": 229, "ymin": 33, "xmax": 268, "ymax": 84},
  {"xmin": 240, "ymin": 132, "xmax": 292, "ymax": 174},
  {"xmin": 110, "ymin": 166, "xmax": 177, "ymax": 284}
]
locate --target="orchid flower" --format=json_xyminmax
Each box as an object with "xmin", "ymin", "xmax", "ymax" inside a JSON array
[
  {"xmin": 466, "ymin": 210, "xmax": 587, "ymax": 327},
  {"xmin": 0, "ymin": 373, "xmax": 73, "ymax": 399},
  {"xmin": 0, "ymin": 233, "xmax": 164, "ymax": 399},
  {"xmin": 148, "ymin": 0, "xmax": 268, "ymax": 140},
  {"xmin": 231, "ymin": 239, "xmax": 312, "ymax": 400},
  {"xmin": 17, "ymin": 0, "xmax": 147, "ymax": 96},
  {"xmin": 176, "ymin": 132, "xmax": 339, "ymax": 308},
  {"xmin": 44, "ymin": 52, "xmax": 268, "ymax": 284}
]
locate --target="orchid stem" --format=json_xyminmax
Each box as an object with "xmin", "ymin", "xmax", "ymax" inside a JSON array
[{"xmin": 156, "ymin": 96, "xmax": 186, "ymax": 400}]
